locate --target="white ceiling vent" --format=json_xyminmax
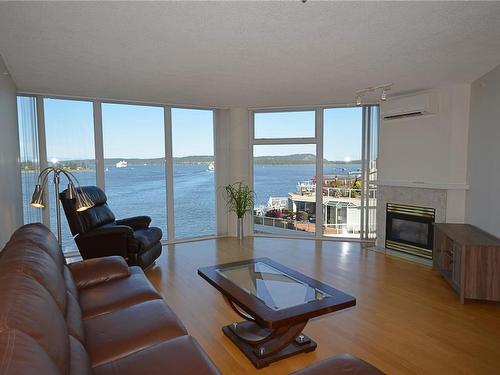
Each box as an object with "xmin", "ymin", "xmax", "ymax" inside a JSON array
[{"xmin": 381, "ymin": 92, "xmax": 438, "ymax": 120}]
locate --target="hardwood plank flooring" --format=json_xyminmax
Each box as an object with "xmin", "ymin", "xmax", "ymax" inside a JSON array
[{"xmin": 146, "ymin": 237, "xmax": 500, "ymax": 374}]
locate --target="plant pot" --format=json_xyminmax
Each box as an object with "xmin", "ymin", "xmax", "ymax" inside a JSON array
[{"xmin": 237, "ymin": 217, "xmax": 244, "ymax": 240}]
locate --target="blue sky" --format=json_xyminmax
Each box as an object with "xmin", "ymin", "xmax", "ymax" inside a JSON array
[
  {"xmin": 44, "ymin": 100, "xmax": 214, "ymax": 159},
  {"xmin": 43, "ymin": 99, "xmax": 362, "ymax": 161}
]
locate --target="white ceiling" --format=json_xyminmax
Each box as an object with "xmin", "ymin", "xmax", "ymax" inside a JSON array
[{"xmin": 0, "ymin": 1, "xmax": 500, "ymax": 108}]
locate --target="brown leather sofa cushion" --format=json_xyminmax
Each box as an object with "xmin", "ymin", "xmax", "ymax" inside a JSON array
[
  {"xmin": 0, "ymin": 244, "xmax": 68, "ymax": 312},
  {"xmin": 78, "ymin": 267, "xmax": 162, "ymax": 319},
  {"xmin": 69, "ymin": 336, "xmax": 93, "ymax": 375},
  {"xmin": 0, "ymin": 272, "xmax": 70, "ymax": 374},
  {"xmin": 93, "ymin": 335, "xmax": 220, "ymax": 375},
  {"xmin": 0, "ymin": 329, "xmax": 61, "ymax": 375},
  {"xmin": 290, "ymin": 354, "xmax": 385, "ymax": 375},
  {"xmin": 64, "ymin": 266, "xmax": 80, "ymax": 298},
  {"xmin": 84, "ymin": 300, "xmax": 188, "ymax": 366},
  {"xmin": 7, "ymin": 223, "xmax": 66, "ymax": 270},
  {"xmin": 69, "ymin": 256, "xmax": 130, "ymax": 289},
  {"xmin": 66, "ymin": 291, "xmax": 86, "ymax": 343}
]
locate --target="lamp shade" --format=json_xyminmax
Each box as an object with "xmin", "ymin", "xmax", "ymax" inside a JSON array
[
  {"xmin": 75, "ymin": 191, "xmax": 94, "ymax": 212},
  {"xmin": 66, "ymin": 183, "xmax": 77, "ymax": 199},
  {"xmin": 31, "ymin": 184, "xmax": 45, "ymax": 208}
]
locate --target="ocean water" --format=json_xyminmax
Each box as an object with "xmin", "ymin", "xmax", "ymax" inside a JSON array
[{"xmin": 24, "ymin": 162, "xmax": 360, "ymax": 251}]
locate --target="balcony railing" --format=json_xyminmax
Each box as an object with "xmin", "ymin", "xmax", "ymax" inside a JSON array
[
  {"xmin": 294, "ymin": 185, "xmax": 377, "ymax": 200},
  {"xmin": 254, "ymin": 215, "xmax": 361, "ymax": 237}
]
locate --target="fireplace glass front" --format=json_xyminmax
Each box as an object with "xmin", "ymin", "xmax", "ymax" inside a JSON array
[{"xmin": 385, "ymin": 203, "xmax": 435, "ymax": 259}]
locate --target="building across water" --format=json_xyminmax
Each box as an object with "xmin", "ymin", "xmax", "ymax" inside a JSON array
[{"xmin": 254, "ymin": 174, "xmax": 376, "ymax": 238}]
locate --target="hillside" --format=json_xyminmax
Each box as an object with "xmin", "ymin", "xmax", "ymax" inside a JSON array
[{"xmin": 39, "ymin": 154, "xmax": 361, "ymax": 167}]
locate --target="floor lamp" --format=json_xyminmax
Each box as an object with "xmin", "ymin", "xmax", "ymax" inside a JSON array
[{"xmin": 31, "ymin": 167, "xmax": 94, "ymax": 246}]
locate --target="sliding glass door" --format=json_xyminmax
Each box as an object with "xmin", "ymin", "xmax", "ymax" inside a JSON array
[
  {"xmin": 362, "ymin": 106, "xmax": 379, "ymax": 240},
  {"xmin": 102, "ymin": 103, "xmax": 167, "ymax": 234},
  {"xmin": 323, "ymin": 107, "xmax": 363, "ymax": 238}
]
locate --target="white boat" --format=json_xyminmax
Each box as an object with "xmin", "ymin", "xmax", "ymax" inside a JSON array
[
  {"xmin": 207, "ymin": 161, "xmax": 215, "ymax": 171},
  {"xmin": 116, "ymin": 160, "xmax": 127, "ymax": 168}
]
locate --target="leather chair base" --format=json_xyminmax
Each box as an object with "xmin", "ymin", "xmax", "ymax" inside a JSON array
[{"xmin": 137, "ymin": 242, "xmax": 162, "ymax": 269}]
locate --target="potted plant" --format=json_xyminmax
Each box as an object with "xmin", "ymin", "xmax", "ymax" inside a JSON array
[{"xmin": 224, "ymin": 182, "xmax": 255, "ymax": 240}]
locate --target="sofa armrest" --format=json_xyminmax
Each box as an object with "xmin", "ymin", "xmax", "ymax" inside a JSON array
[
  {"xmin": 116, "ymin": 216, "xmax": 151, "ymax": 230},
  {"xmin": 68, "ymin": 256, "xmax": 130, "ymax": 290},
  {"xmin": 76, "ymin": 225, "xmax": 133, "ymax": 259}
]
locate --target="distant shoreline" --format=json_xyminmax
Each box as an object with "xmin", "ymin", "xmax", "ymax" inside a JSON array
[{"xmin": 20, "ymin": 154, "xmax": 362, "ymax": 170}]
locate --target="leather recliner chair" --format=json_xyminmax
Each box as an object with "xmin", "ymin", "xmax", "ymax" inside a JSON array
[{"xmin": 60, "ymin": 186, "xmax": 162, "ymax": 269}]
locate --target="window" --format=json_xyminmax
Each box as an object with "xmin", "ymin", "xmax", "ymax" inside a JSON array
[
  {"xmin": 17, "ymin": 96, "xmax": 41, "ymax": 224},
  {"xmin": 252, "ymin": 106, "xmax": 379, "ymax": 239},
  {"xmin": 102, "ymin": 103, "xmax": 167, "ymax": 235},
  {"xmin": 253, "ymin": 144, "xmax": 317, "ymax": 237},
  {"xmin": 18, "ymin": 96, "xmax": 222, "ymax": 250},
  {"xmin": 44, "ymin": 98, "xmax": 96, "ymax": 251},
  {"xmin": 254, "ymin": 111, "xmax": 315, "ymax": 139},
  {"xmin": 172, "ymin": 108, "xmax": 215, "ymax": 239},
  {"xmin": 323, "ymin": 107, "xmax": 363, "ymax": 238},
  {"xmin": 253, "ymin": 111, "xmax": 317, "ymax": 236}
]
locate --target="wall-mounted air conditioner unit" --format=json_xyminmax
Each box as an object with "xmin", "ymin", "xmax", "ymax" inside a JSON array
[{"xmin": 381, "ymin": 92, "xmax": 438, "ymax": 120}]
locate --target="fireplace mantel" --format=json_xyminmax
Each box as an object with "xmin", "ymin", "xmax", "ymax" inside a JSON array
[{"xmin": 377, "ymin": 180, "xmax": 469, "ymax": 190}]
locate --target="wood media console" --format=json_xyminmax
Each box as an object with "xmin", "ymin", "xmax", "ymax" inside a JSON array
[{"xmin": 433, "ymin": 223, "xmax": 500, "ymax": 304}]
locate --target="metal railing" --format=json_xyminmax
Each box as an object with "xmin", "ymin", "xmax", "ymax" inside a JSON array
[
  {"xmin": 294, "ymin": 185, "xmax": 377, "ymax": 200},
  {"xmin": 254, "ymin": 215, "xmax": 362, "ymax": 236},
  {"xmin": 253, "ymin": 216, "xmax": 312, "ymax": 233}
]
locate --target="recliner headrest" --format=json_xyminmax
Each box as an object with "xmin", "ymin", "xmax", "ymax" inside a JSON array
[{"xmin": 77, "ymin": 186, "xmax": 107, "ymax": 206}]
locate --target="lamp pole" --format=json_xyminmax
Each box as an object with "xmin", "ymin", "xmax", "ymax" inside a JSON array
[{"xmin": 53, "ymin": 171, "xmax": 62, "ymax": 245}]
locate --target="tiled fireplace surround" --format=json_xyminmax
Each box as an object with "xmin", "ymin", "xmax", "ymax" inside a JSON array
[{"xmin": 375, "ymin": 185, "xmax": 448, "ymax": 263}]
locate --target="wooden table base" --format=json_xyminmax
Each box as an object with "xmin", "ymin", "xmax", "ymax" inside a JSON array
[{"xmin": 222, "ymin": 321, "xmax": 317, "ymax": 369}]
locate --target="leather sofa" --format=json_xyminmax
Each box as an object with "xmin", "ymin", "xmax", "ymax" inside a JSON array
[
  {"xmin": 290, "ymin": 354, "xmax": 384, "ymax": 375},
  {"xmin": 0, "ymin": 223, "xmax": 220, "ymax": 375},
  {"xmin": 60, "ymin": 186, "xmax": 162, "ymax": 269}
]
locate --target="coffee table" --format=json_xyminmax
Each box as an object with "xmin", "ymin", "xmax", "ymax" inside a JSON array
[{"xmin": 198, "ymin": 257, "xmax": 356, "ymax": 368}]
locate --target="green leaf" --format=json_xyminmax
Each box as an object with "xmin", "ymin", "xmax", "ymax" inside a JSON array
[{"xmin": 222, "ymin": 182, "xmax": 255, "ymax": 219}]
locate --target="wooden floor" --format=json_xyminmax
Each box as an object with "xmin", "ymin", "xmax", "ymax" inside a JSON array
[{"xmin": 146, "ymin": 237, "xmax": 500, "ymax": 375}]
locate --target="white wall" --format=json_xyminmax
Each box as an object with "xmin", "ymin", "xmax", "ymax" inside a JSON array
[
  {"xmin": 378, "ymin": 85, "xmax": 470, "ymax": 223},
  {"xmin": 227, "ymin": 108, "xmax": 252, "ymax": 236},
  {"xmin": 466, "ymin": 64, "xmax": 500, "ymax": 237},
  {"xmin": 214, "ymin": 107, "xmax": 252, "ymax": 237},
  {"xmin": 214, "ymin": 109, "xmax": 230, "ymax": 236},
  {"xmin": 0, "ymin": 55, "xmax": 23, "ymax": 247}
]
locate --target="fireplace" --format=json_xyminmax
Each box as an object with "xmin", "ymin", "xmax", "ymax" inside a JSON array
[{"xmin": 385, "ymin": 203, "xmax": 435, "ymax": 259}]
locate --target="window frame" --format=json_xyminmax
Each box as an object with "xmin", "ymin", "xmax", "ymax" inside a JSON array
[
  {"xmin": 250, "ymin": 104, "xmax": 379, "ymax": 241},
  {"xmin": 17, "ymin": 94, "xmax": 219, "ymax": 252}
]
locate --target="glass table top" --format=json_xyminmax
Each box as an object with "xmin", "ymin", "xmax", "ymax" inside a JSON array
[{"xmin": 216, "ymin": 261, "xmax": 331, "ymax": 311}]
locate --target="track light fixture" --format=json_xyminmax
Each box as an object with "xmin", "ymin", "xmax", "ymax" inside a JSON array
[
  {"xmin": 355, "ymin": 83, "xmax": 393, "ymax": 105},
  {"xmin": 381, "ymin": 88, "xmax": 387, "ymax": 101}
]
